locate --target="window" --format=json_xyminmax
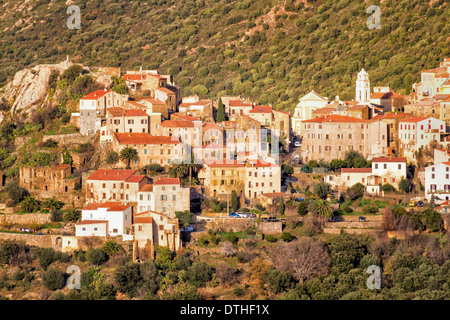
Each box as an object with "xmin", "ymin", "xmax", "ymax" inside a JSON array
[
  {"xmin": 94, "ymin": 227, "xmax": 98, "ymax": 231},
  {"xmin": 113, "ymin": 229, "xmax": 118, "ymax": 233},
  {"xmin": 384, "ymin": 164, "xmax": 387, "ymax": 169},
  {"xmin": 398, "ymin": 164, "xmax": 402, "ymax": 170},
  {"xmin": 82, "ymin": 227, "xmax": 86, "ymax": 231}
]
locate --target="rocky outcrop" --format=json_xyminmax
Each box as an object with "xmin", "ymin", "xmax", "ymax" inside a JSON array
[{"xmin": 0, "ymin": 58, "xmax": 74, "ymax": 116}]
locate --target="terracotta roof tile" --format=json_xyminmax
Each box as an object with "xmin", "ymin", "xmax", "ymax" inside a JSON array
[
  {"xmin": 303, "ymin": 115, "xmax": 368, "ymax": 123},
  {"xmin": 114, "ymin": 133, "xmax": 180, "ymax": 145},
  {"xmin": 81, "ymin": 90, "xmax": 111, "ymax": 100},
  {"xmin": 87, "ymin": 169, "xmax": 137, "ymax": 181},
  {"xmin": 153, "ymin": 178, "xmax": 180, "ymax": 185},
  {"xmin": 372, "ymin": 157, "xmax": 406, "ymax": 163}
]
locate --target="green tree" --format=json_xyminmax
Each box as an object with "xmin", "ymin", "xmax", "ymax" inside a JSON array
[
  {"xmin": 175, "ymin": 211, "xmax": 193, "ymax": 227},
  {"xmin": 106, "ymin": 151, "xmax": 119, "ymax": 164},
  {"xmin": 398, "ymin": 178, "xmax": 412, "ymax": 193},
  {"xmin": 42, "ymin": 197, "xmax": 64, "ymax": 211},
  {"xmin": 64, "ymin": 207, "xmax": 81, "ymax": 222},
  {"xmin": 43, "ymin": 268, "xmax": 65, "ymax": 290},
  {"xmin": 309, "ymin": 199, "xmax": 333, "ymax": 225},
  {"xmin": 86, "ymin": 248, "xmax": 107, "ymax": 265},
  {"xmin": 297, "ymin": 202, "xmax": 308, "ymax": 216},
  {"xmin": 231, "ymin": 190, "xmax": 238, "ymax": 213},
  {"xmin": 5, "ymin": 181, "xmax": 27, "ymax": 204},
  {"xmin": 280, "ymin": 197, "xmax": 285, "ymax": 215},
  {"xmin": 216, "ymin": 98, "xmax": 226, "ymax": 122},
  {"xmin": 347, "ymin": 183, "xmax": 365, "ymax": 200},
  {"xmin": 314, "ymin": 181, "xmax": 332, "ymax": 199},
  {"xmin": 20, "ymin": 196, "xmax": 40, "ymax": 213},
  {"xmin": 282, "ymin": 163, "xmax": 294, "ymax": 176},
  {"xmin": 119, "ymin": 147, "xmax": 138, "ymax": 169}
]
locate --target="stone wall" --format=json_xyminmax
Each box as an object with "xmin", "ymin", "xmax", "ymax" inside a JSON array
[
  {"xmin": 0, "ymin": 232, "xmax": 53, "ymax": 247},
  {"xmin": 322, "ymin": 228, "xmax": 378, "ymax": 235},
  {"xmin": 0, "ymin": 213, "xmax": 51, "ymax": 225},
  {"xmin": 258, "ymin": 221, "xmax": 282, "ymax": 234},
  {"xmin": 42, "ymin": 133, "xmax": 93, "ymax": 145}
]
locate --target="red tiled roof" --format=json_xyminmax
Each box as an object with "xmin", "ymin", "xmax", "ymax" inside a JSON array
[
  {"xmin": 179, "ymin": 100, "xmax": 212, "ymax": 108},
  {"xmin": 229, "ymin": 100, "xmax": 253, "ymax": 107},
  {"xmin": 399, "ymin": 116, "xmax": 431, "ymax": 123},
  {"xmin": 125, "ymin": 101, "xmax": 147, "ymax": 108},
  {"xmin": 303, "ymin": 115, "xmax": 368, "ymax": 123},
  {"xmin": 107, "ymin": 107, "xmax": 148, "ymax": 117},
  {"xmin": 83, "ymin": 202, "xmax": 131, "ymax": 211},
  {"xmin": 155, "ymin": 87, "xmax": 175, "ymax": 94},
  {"xmin": 261, "ymin": 192, "xmax": 286, "ymax": 198},
  {"xmin": 341, "ymin": 168, "xmax": 372, "ymax": 173},
  {"xmin": 114, "ymin": 133, "xmax": 180, "ymax": 145},
  {"xmin": 141, "ymin": 98, "xmax": 166, "ymax": 105},
  {"xmin": 247, "ymin": 159, "xmax": 279, "ymax": 167},
  {"xmin": 421, "ymin": 67, "xmax": 447, "ymax": 74},
  {"xmin": 202, "ymin": 122, "xmax": 222, "ymax": 131},
  {"xmin": 55, "ymin": 164, "xmax": 71, "ymax": 170},
  {"xmin": 126, "ymin": 175, "xmax": 146, "ymax": 183},
  {"xmin": 123, "ymin": 74, "xmax": 148, "ymax": 81},
  {"xmin": 313, "ymin": 107, "xmax": 336, "ymax": 114},
  {"xmin": 154, "ymin": 178, "xmax": 180, "ymax": 185},
  {"xmin": 272, "ymin": 109, "xmax": 290, "ymax": 115},
  {"xmin": 134, "ymin": 217, "xmax": 153, "ymax": 224},
  {"xmin": 249, "ymin": 106, "xmax": 272, "ymax": 113},
  {"xmin": 348, "ymin": 105, "xmax": 368, "ymax": 110},
  {"xmin": 372, "ymin": 157, "xmax": 406, "ymax": 163},
  {"xmin": 76, "ymin": 220, "xmax": 108, "ymax": 225},
  {"xmin": 81, "ymin": 90, "xmax": 111, "ymax": 100},
  {"xmin": 171, "ymin": 114, "xmax": 201, "ymax": 121},
  {"xmin": 206, "ymin": 160, "xmax": 244, "ymax": 167},
  {"xmin": 160, "ymin": 120, "xmax": 195, "ymax": 128},
  {"xmin": 139, "ymin": 184, "xmax": 154, "ymax": 192},
  {"xmin": 87, "ymin": 169, "xmax": 137, "ymax": 181}
]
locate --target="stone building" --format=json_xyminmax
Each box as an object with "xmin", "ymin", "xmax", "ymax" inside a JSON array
[
  {"xmin": 79, "ymin": 89, "xmax": 128, "ymax": 135},
  {"xmin": 85, "ymin": 169, "xmax": 149, "ymax": 204},
  {"xmin": 301, "ymin": 115, "xmax": 389, "ymax": 163},
  {"xmin": 132, "ymin": 210, "xmax": 181, "ymax": 261},
  {"xmin": 101, "ymin": 107, "xmax": 150, "ymax": 142},
  {"xmin": 112, "ymin": 133, "xmax": 184, "ymax": 168},
  {"xmin": 19, "ymin": 164, "xmax": 82, "ymax": 205},
  {"xmin": 178, "ymin": 97, "xmax": 214, "ymax": 121},
  {"xmin": 137, "ymin": 177, "xmax": 190, "ymax": 218}
]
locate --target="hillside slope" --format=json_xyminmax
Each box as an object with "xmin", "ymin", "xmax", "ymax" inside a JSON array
[{"xmin": 0, "ymin": 0, "xmax": 449, "ymax": 111}]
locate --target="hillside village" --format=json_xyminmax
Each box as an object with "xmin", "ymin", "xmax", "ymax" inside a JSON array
[{"xmin": 0, "ymin": 55, "xmax": 450, "ymax": 300}]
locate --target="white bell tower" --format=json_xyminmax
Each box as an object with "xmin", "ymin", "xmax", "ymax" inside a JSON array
[{"xmin": 355, "ymin": 68, "xmax": 370, "ymax": 103}]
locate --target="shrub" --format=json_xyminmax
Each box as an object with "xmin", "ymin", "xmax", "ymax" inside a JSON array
[
  {"xmin": 86, "ymin": 248, "xmax": 107, "ymax": 265},
  {"xmin": 225, "ymin": 232, "xmax": 238, "ymax": 244},
  {"xmin": 106, "ymin": 151, "xmax": 119, "ymax": 164},
  {"xmin": 42, "ymin": 267, "xmax": 65, "ymax": 291},
  {"xmin": 281, "ymin": 232, "xmax": 294, "ymax": 242},
  {"xmin": 185, "ymin": 261, "xmax": 213, "ymax": 287},
  {"xmin": 265, "ymin": 234, "xmax": 277, "ymax": 242},
  {"xmin": 382, "ymin": 183, "xmax": 396, "ymax": 193},
  {"xmin": 220, "ymin": 242, "xmax": 237, "ymax": 257},
  {"xmin": 102, "ymin": 240, "xmax": 123, "ymax": 256},
  {"xmin": 50, "ymin": 210, "xmax": 64, "ymax": 222},
  {"xmin": 37, "ymin": 248, "xmax": 57, "ymax": 269}
]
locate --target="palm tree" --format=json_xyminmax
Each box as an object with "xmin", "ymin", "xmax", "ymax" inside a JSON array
[
  {"xmin": 42, "ymin": 197, "xmax": 64, "ymax": 212},
  {"xmin": 183, "ymin": 153, "xmax": 202, "ymax": 185},
  {"xmin": 21, "ymin": 196, "xmax": 40, "ymax": 213},
  {"xmin": 64, "ymin": 207, "xmax": 81, "ymax": 222},
  {"xmin": 309, "ymin": 199, "xmax": 333, "ymax": 226},
  {"xmin": 168, "ymin": 160, "xmax": 188, "ymax": 179},
  {"xmin": 119, "ymin": 147, "xmax": 138, "ymax": 169}
]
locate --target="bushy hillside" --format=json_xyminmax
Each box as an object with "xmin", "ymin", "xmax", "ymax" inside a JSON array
[{"xmin": 0, "ymin": 0, "xmax": 449, "ymax": 110}]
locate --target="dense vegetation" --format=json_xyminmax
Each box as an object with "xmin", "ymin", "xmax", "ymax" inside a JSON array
[{"xmin": 0, "ymin": 0, "xmax": 449, "ymax": 111}]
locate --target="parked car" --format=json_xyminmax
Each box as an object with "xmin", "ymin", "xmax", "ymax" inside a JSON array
[
  {"xmin": 408, "ymin": 200, "xmax": 415, "ymax": 207},
  {"xmin": 235, "ymin": 212, "xmax": 247, "ymax": 218},
  {"xmin": 417, "ymin": 200, "xmax": 424, "ymax": 207},
  {"xmin": 183, "ymin": 226, "xmax": 194, "ymax": 232},
  {"xmin": 294, "ymin": 141, "xmax": 302, "ymax": 147},
  {"xmin": 229, "ymin": 212, "xmax": 240, "ymax": 218},
  {"xmin": 248, "ymin": 213, "xmax": 257, "ymax": 218},
  {"xmin": 293, "ymin": 154, "xmax": 300, "ymax": 160},
  {"xmin": 329, "ymin": 216, "xmax": 338, "ymax": 222},
  {"xmin": 358, "ymin": 216, "xmax": 366, "ymax": 222},
  {"xmin": 297, "ymin": 198, "xmax": 305, "ymax": 201}
]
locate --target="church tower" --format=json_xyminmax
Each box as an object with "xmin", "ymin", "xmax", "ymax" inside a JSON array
[{"xmin": 355, "ymin": 68, "xmax": 370, "ymax": 103}]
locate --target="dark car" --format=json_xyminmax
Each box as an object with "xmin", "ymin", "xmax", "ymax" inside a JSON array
[
  {"xmin": 417, "ymin": 201, "xmax": 424, "ymax": 207},
  {"xmin": 358, "ymin": 216, "xmax": 366, "ymax": 222},
  {"xmin": 329, "ymin": 216, "xmax": 337, "ymax": 222}
]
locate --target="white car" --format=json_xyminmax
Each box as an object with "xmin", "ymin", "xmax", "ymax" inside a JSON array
[
  {"xmin": 293, "ymin": 154, "xmax": 300, "ymax": 160},
  {"xmin": 294, "ymin": 141, "xmax": 302, "ymax": 147}
]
